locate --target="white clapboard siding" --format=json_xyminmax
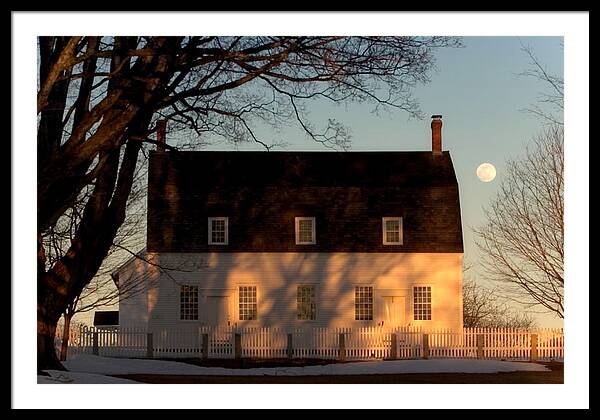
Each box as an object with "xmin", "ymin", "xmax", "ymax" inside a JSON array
[{"xmin": 119, "ymin": 252, "xmax": 464, "ymax": 334}]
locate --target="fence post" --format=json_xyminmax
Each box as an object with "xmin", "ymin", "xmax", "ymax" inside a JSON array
[
  {"xmin": 390, "ymin": 333, "xmax": 397, "ymax": 360},
  {"xmin": 92, "ymin": 331, "xmax": 99, "ymax": 356},
  {"xmin": 530, "ymin": 333, "xmax": 538, "ymax": 363},
  {"xmin": 287, "ymin": 333, "xmax": 293, "ymax": 359},
  {"xmin": 202, "ymin": 334, "xmax": 209, "ymax": 360},
  {"xmin": 476, "ymin": 334, "xmax": 484, "ymax": 359},
  {"xmin": 146, "ymin": 333, "xmax": 154, "ymax": 359},
  {"xmin": 422, "ymin": 333, "xmax": 429, "ymax": 359},
  {"xmin": 234, "ymin": 333, "xmax": 242, "ymax": 359},
  {"xmin": 339, "ymin": 333, "xmax": 346, "ymax": 361}
]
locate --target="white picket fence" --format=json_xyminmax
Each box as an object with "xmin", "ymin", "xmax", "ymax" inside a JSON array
[
  {"xmin": 201, "ymin": 326, "xmax": 235, "ymax": 358},
  {"xmin": 242, "ymin": 327, "xmax": 287, "ymax": 358},
  {"xmin": 293, "ymin": 327, "xmax": 342, "ymax": 359},
  {"xmin": 61, "ymin": 325, "xmax": 563, "ymax": 361},
  {"xmin": 427, "ymin": 327, "xmax": 564, "ymax": 360}
]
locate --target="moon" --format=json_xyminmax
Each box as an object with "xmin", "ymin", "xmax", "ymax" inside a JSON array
[{"xmin": 476, "ymin": 163, "xmax": 496, "ymax": 182}]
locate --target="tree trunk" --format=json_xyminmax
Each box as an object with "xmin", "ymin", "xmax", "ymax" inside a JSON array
[
  {"xmin": 37, "ymin": 234, "xmax": 65, "ymax": 372},
  {"xmin": 37, "ymin": 302, "xmax": 64, "ymax": 372},
  {"xmin": 36, "ymin": 129, "xmax": 145, "ymax": 371},
  {"xmin": 59, "ymin": 312, "xmax": 72, "ymax": 361}
]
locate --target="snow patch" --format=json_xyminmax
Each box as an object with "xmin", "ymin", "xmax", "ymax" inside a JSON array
[
  {"xmin": 38, "ymin": 370, "xmax": 139, "ymax": 384},
  {"xmin": 62, "ymin": 354, "xmax": 550, "ymax": 378}
]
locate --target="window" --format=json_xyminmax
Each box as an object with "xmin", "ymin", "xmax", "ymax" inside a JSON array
[
  {"xmin": 295, "ymin": 217, "xmax": 316, "ymax": 244},
  {"xmin": 413, "ymin": 286, "xmax": 432, "ymax": 320},
  {"xmin": 180, "ymin": 285, "xmax": 199, "ymax": 320},
  {"xmin": 297, "ymin": 286, "xmax": 316, "ymax": 320},
  {"xmin": 382, "ymin": 217, "xmax": 403, "ymax": 245},
  {"xmin": 239, "ymin": 286, "xmax": 257, "ymax": 320},
  {"xmin": 355, "ymin": 286, "xmax": 373, "ymax": 320},
  {"xmin": 208, "ymin": 217, "xmax": 228, "ymax": 245}
]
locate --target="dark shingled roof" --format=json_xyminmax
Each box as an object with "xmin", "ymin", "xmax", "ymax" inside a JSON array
[
  {"xmin": 147, "ymin": 151, "xmax": 463, "ymax": 253},
  {"xmin": 93, "ymin": 311, "xmax": 119, "ymax": 326}
]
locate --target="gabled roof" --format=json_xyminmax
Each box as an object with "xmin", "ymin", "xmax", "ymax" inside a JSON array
[{"xmin": 147, "ymin": 150, "xmax": 463, "ymax": 253}]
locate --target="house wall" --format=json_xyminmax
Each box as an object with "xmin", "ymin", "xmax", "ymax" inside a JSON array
[
  {"xmin": 119, "ymin": 252, "xmax": 463, "ymax": 332},
  {"xmin": 117, "ymin": 257, "xmax": 153, "ymax": 329}
]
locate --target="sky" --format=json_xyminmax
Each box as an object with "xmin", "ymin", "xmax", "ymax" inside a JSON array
[
  {"xmin": 71, "ymin": 36, "xmax": 564, "ymax": 329},
  {"xmin": 199, "ymin": 36, "xmax": 565, "ymax": 328}
]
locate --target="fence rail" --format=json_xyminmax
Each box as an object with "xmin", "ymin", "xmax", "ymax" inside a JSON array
[{"xmin": 59, "ymin": 325, "xmax": 563, "ymax": 362}]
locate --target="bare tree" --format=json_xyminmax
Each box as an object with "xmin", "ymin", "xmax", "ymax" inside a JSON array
[
  {"xmin": 43, "ymin": 151, "xmax": 148, "ymax": 361},
  {"xmin": 55, "ymin": 271, "xmax": 136, "ymax": 361},
  {"xmin": 474, "ymin": 125, "xmax": 564, "ymax": 318},
  {"xmin": 519, "ymin": 41, "xmax": 563, "ymax": 126},
  {"xmin": 463, "ymin": 276, "xmax": 536, "ymax": 329},
  {"xmin": 55, "ymin": 317, "xmax": 86, "ymax": 359},
  {"xmin": 37, "ymin": 36, "xmax": 462, "ymax": 370}
]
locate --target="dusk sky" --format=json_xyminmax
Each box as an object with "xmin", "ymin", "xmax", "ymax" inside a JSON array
[{"xmin": 197, "ymin": 36, "xmax": 564, "ymax": 327}]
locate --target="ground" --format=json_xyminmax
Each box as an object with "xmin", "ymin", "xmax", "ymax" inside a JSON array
[
  {"xmin": 113, "ymin": 365, "xmax": 563, "ymax": 384},
  {"xmin": 38, "ymin": 354, "xmax": 563, "ymax": 384}
]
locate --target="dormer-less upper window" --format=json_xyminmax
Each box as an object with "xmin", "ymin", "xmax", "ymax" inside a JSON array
[
  {"xmin": 208, "ymin": 217, "xmax": 228, "ymax": 245},
  {"xmin": 382, "ymin": 217, "xmax": 403, "ymax": 245},
  {"xmin": 295, "ymin": 217, "xmax": 316, "ymax": 245}
]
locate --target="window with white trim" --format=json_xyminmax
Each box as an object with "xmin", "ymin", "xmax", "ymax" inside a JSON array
[
  {"xmin": 355, "ymin": 286, "xmax": 373, "ymax": 321},
  {"xmin": 413, "ymin": 286, "xmax": 432, "ymax": 320},
  {"xmin": 295, "ymin": 217, "xmax": 316, "ymax": 244},
  {"xmin": 382, "ymin": 217, "xmax": 403, "ymax": 245},
  {"xmin": 180, "ymin": 285, "xmax": 198, "ymax": 320},
  {"xmin": 239, "ymin": 286, "xmax": 257, "ymax": 320},
  {"xmin": 297, "ymin": 285, "xmax": 316, "ymax": 320},
  {"xmin": 208, "ymin": 217, "xmax": 228, "ymax": 245}
]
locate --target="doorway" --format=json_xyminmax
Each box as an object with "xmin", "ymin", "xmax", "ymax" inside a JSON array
[{"xmin": 382, "ymin": 296, "xmax": 406, "ymax": 327}]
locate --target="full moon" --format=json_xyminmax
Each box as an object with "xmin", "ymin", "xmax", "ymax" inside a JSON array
[{"xmin": 476, "ymin": 163, "xmax": 496, "ymax": 182}]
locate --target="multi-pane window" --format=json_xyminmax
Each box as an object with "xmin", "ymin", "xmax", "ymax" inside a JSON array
[
  {"xmin": 239, "ymin": 286, "xmax": 257, "ymax": 320},
  {"xmin": 208, "ymin": 217, "xmax": 228, "ymax": 245},
  {"xmin": 295, "ymin": 217, "xmax": 316, "ymax": 244},
  {"xmin": 180, "ymin": 285, "xmax": 199, "ymax": 320},
  {"xmin": 297, "ymin": 286, "xmax": 316, "ymax": 320},
  {"xmin": 382, "ymin": 217, "xmax": 403, "ymax": 245},
  {"xmin": 413, "ymin": 286, "xmax": 432, "ymax": 320},
  {"xmin": 355, "ymin": 286, "xmax": 373, "ymax": 321}
]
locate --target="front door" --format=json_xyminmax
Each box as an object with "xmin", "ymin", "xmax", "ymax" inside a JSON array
[
  {"xmin": 382, "ymin": 296, "xmax": 406, "ymax": 327},
  {"xmin": 207, "ymin": 296, "xmax": 231, "ymax": 326}
]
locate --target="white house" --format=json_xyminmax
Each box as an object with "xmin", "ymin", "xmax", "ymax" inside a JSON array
[{"xmin": 113, "ymin": 115, "xmax": 464, "ymax": 333}]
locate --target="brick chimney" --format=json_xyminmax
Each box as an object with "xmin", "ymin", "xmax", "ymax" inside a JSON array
[
  {"xmin": 431, "ymin": 114, "xmax": 442, "ymax": 154},
  {"xmin": 156, "ymin": 119, "xmax": 167, "ymax": 152}
]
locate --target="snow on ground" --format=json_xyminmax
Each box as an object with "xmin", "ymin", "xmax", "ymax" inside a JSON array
[
  {"xmin": 59, "ymin": 354, "xmax": 550, "ymax": 378},
  {"xmin": 38, "ymin": 370, "xmax": 139, "ymax": 384}
]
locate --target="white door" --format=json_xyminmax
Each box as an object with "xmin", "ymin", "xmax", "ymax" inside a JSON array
[
  {"xmin": 382, "ymin": 296, "xmax": 406, "ymax": 327},
  {"xmin": 207, "ymin": 296, "xmax": 231, "ymax": 326}
]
